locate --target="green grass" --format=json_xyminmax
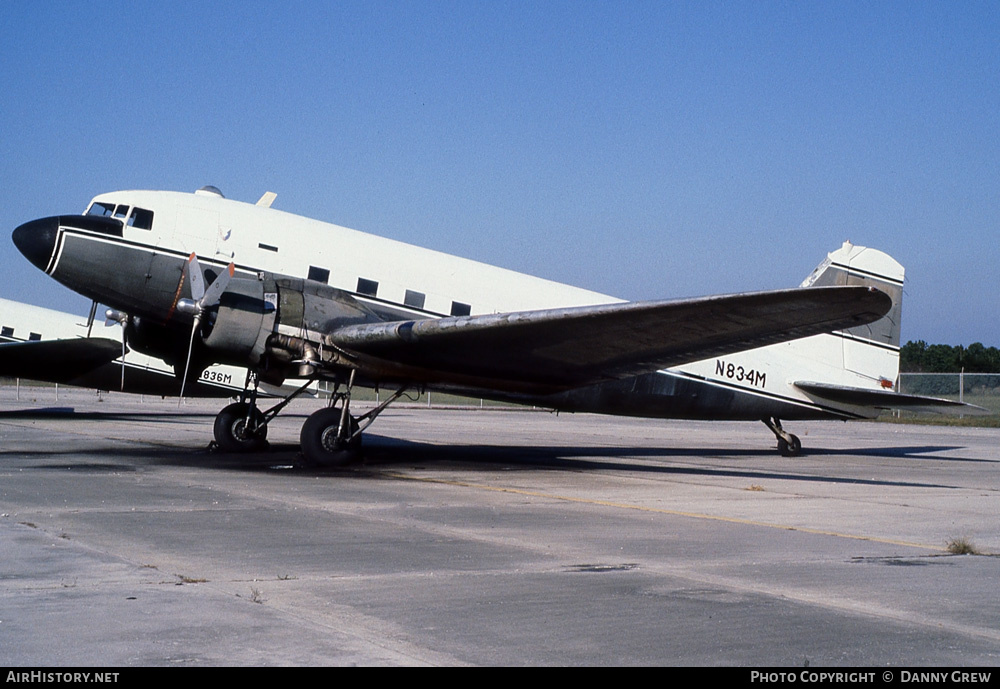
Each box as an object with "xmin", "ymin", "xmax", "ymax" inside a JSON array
[
  {"xmin": 946, "ymin": 537, "xmax": 981, "ymax": 555},
  {"xmin": 877, "ymin": 413, "xmax": 1000, "ymax": 428}
]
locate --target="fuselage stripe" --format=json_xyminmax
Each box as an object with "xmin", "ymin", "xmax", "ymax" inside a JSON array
[
  {"xmin": 659, "ymin": 369, "xmax": 868, "ymax": 419},
  {"xmin": 828, "ymin": 261, "xmax": 904, "ymax": 287},
  {"xmin": 54, "ymin": 227, "xmax": 450, "ymax": 319}
]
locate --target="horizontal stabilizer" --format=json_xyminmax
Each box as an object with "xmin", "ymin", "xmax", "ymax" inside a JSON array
[
  {"xmin": 328, "ymin": 285, "xmax": 891, "ymax": 393},
  {"xmin": 794, "ymin": 381, "xmax": 991, "ymax": 416},
  {"xmin": 0, "ymin": 338, "xmax": 123, "ymax": 378}
]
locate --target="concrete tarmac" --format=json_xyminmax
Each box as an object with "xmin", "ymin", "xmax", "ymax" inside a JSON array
[{"xmin": 1, "ymin": 388, "xmax": 998, "ymax": 666}]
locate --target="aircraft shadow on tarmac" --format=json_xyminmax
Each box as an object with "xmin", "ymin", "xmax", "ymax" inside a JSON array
[
  {"xmin": 9, "ymin": 436, "xmax": 978, "ymax": 492},
  {"xmin": 0, "ymin": 408, "xmax": 987, "ymax": 489},
  {"xmin": 348, "ymin": 436, "xmax": 978, "ymax": 489}
]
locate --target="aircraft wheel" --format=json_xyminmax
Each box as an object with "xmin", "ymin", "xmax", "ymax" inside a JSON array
[
  {"xmin": 777, "ymin": 434, "xmax": 802, "ymax": 457},
  {"xmin": 214, "ymin": 402, "xmax": 268, "ymax": 452},
  {"xmin": 300, "ymin": 406, "xmax": 362, "ymax": 467}
]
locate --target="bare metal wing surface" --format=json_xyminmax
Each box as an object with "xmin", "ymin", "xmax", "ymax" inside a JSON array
[
  {"xmin": 328, "ymin": 286, "xmax": 892, "ymax": 393},
  {"xmin": 0, "ymin": 338, "xmax": 122, "ymax": 378}
]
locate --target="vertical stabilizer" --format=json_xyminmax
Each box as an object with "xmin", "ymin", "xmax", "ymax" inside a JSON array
[{"xmin": 801, "ymin": 241, "xmax": 904, "ymax": 387}]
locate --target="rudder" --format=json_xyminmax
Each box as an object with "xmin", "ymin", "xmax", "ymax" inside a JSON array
[{"xmin": 801, "ymin": 241, "xmax": 904, "ymax": 388}]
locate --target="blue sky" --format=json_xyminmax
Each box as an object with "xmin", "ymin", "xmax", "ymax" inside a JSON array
[{"xmin": 1, "ymin": 1, "xmax": 997, "ymax": 345}]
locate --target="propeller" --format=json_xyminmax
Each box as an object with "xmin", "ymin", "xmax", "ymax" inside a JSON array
[
  {"xmin": 85, "ymin": 300, "xmax": 98, "ymax": 338},
  {"xmin": 176, "ymin": 253, "xmax": 235, "ymax": 401},
  {"xmin": 104, "ymin": 308, "xmax": 129, "ymax": 391}
]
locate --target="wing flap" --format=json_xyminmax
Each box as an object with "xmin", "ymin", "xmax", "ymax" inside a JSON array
[
  {"xmin": 794, "ymin": 381, "xmax": 991, "ymax": 416},
  {"xmin": 327, "ymin": 286, "xmax": 890, "ymax": 393}
]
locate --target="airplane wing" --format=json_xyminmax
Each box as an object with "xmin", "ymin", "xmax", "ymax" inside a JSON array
[
  {"xmin": 0, "ymin": 338, "xmax": 123, "ymax": 379},
  {"xmin": 327, "ymin": 286, "xmax": 891, "ymax": 394},
  {"xmin": 794, "ymin": 381, "xmax": 991, "ymax": 416}
]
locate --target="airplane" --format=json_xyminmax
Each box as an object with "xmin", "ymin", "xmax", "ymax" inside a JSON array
[
  {"xmin": 0, "ymin": 296, "xmax": 315, "ymax": 399},
  {"xmin": 10, "ymin": 186, "xmax": 983, "ymax": 465}
]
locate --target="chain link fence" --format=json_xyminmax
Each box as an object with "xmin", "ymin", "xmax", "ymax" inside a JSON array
[
  {"xmin": 3, "ymin": 373, "xmax": 999, "ymax": 419},
  {"xmin": 899, "ymin": 372, "xmax": 1000, "ymax": 416}
]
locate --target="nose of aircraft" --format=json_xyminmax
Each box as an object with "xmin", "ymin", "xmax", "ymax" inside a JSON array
[{"xmin": 12, "ymin": 216, "xmax": 59, "ymax": 272}]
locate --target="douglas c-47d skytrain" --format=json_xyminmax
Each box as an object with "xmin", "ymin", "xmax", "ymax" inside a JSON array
[{"xmin": 11, "ymin": 186, "xmax": 983, "ymax": 465}]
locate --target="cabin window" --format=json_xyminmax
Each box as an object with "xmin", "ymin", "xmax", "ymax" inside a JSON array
[
  {"xmin": 86, "ymin": 202, "xmax": 116, "ymax": 217},
  {"xmin": 308, "ymin": 266, "xmax": 330, "ymax": 284},
  {"xmin": 0, "ymin": 326, "xmax": 12, "ymax": 337},
  {"xmin": 258, "ymin": 243, "xmax": 278, "ymax": 252},
  {"xmin": 404, "ymin": 290, "xmax": 425, "ymax": 310},
  {"xmin": 357, "ymin": 278, "xmax": 378, "ymax": 297},
  {"xmin": 28, "ymin": 332, "xmax": 41, "ymax": 341},
  {"xmin": 450, "ymin": 301, "xmax": 471, "ymax": 317},
  {"xmin": 127, "ymin": 207, "xmax": 154, "ymax": 230}
]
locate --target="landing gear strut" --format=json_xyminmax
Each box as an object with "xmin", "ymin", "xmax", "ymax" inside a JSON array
[
  {"xmin": 212, "ymin": 370, "xmax": 315, "ymax": 452},
  {"xmin": 299, "ymin": 369, "xmax": 409, "ymax": 467},
  {"xmin": 763, "ymin": 417, "xmax": 802, "ymax": 457},
  {"xmin": 212, "ymin": 368, "xmax": 408, "ymax": 467}
]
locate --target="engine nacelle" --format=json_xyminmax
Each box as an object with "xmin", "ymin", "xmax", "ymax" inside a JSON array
[
  {"xmin": 135, "ymin": 273, "xmax": 383, "ymax": 383},
  {"xmin": 201, "ymin": 277, "xmax": 277, "ymax": 367}
]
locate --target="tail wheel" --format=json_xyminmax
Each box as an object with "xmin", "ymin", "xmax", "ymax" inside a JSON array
[
  {"xmin": 300, "ymin": 406, "xmax": 362, "ymax": 467},
  {"xmin": 777, "ymin": 434, "xmax": 802, "ymax": 457},
  {"xmin": 214, "ymin": 402, "xmax": 268, "ymax": 452}
]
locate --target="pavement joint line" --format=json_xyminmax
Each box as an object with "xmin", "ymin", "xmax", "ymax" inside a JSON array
[{"xmin": 377, "ymin": 469, "xmax": 946, "ymax": 553}]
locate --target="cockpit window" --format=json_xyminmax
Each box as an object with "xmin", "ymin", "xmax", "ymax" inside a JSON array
[
  {"xmin": 86, "ymin": 202, "xmax": 116, "ymax": 217},
  {"xmin": 127, "ymin": 207, "xmax": 154, "ymax": 230},
  {"xmin": 113, "ymin": 205, "xmax": 129, "ymax": 219}
]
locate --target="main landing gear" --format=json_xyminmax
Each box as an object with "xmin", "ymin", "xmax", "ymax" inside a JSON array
[
  {"xmin": 762, "ymin": 417, "xmax": 802, "ymax": 457},
  {"xmin": 212, "ymin": 369, "xmax": 408, "ymax": 468},
  {"xmin": 212, "ymin": 370, "xmax": 313, "ymax": 453}
]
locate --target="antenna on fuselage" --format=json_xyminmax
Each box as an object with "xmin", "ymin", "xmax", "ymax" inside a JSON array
[
  {"xmin": 195, "ymin": 185, "xmax": 225, "ymax": 198},
  {"xmin": 256, "ymin": 191, "xmax": 277, "ymax": 208}
]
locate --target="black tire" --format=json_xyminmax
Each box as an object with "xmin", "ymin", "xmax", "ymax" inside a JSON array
[
  {"xmin": 777, "ymin": 434, "xmax": 802, "ymax": 457},
  {"xmin": 300, "ymin": 406, "xmax": 362, "ymax": 467},
  {"xmin": 214, "ymin": 402, "xmax": 268, "ymax": 452}
]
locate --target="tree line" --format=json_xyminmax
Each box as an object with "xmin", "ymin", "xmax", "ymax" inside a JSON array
[{"xmin": 900, "ymin": 341, "xmax": 1000, "ymax": 373}]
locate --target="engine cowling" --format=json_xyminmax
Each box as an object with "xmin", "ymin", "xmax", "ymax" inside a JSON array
[
  {"xmin": 131, "ymin": 273, "xmax": 382, "ymax": 384},
  {"xmin": 201, "ymin": 277, "xmax": 277, "ymax": 367}
]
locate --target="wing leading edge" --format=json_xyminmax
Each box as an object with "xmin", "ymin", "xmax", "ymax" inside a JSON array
[{"xmin": 326, "ymin": 285, "xmax": 891, "ymax": 394}]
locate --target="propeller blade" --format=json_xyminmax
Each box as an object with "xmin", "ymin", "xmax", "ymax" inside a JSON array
[
  {"xmin": 86, "ymin": 300, "xmax": 98, "ymax": 338},
  {"xmin": 178, "ymin": 260, "xmax": 234, "ymax": 404},
  {"xmin": 102, "ymin": 309, "xmax": 129, "ymax": 391},
  {"xmin": 200, "ymin": 262, "xmax": 235, "ymax": 308},
  {"xmin": 185, "ymin": 253, "xmax": 206, "ymax": 303},
  {"xmin": 178, "ymin": 314, "xmax": 201, "ymax": 403},
  {"xmin": 120, "ymin": 327, "xmax": 126, "ymax": 392}
]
